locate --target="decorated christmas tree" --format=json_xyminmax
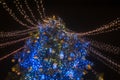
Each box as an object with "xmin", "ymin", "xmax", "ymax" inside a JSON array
[{"xmin": 8, "ymin": 17, "xmax": 93, "ymax": 80}]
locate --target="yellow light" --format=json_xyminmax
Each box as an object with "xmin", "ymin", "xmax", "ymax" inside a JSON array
[
  {"xmin": 17, "ymin": 72, "xmax": 21, "ymax": 75},
  {"xmin": 53, "ymin": 15, "xmax": 56, "ymax": 19},
  {"xmin": 68, "ymin": 57, "xmax": 72, "ymax": 61},
  {"xmin": 34, "ymin": 56, "xmax": 38, "ymax": 59},
  {"xmin": 36, "ymin": 36, "xmax": 39, "ymax": 39},
  {"xmin": 11, "ymin": 67, "xmax": 16, "ymax": 72},
  {"xmin": 34, "ymin": 40, "xmax": 37, "ymax": 43},
  {"xmin": 83, "ymin": 70, "xmax": 87, "ymax": 75},
  {"xmin": 87, "ymin": 64, "xmax": 92, "ymax": 70},
  {"xmin": 60, "ymin": 40, "xmax": 64, "ymax": 43},
  {"xmin": 11, "ymin": 59, "xmax": 15, "ymax": 63},
  {"xmin": 52, "ymin": 50, "xmax": 55, "ymax": 54},
  {"xmin": 98, "ymin": 77, "xmax": 104, "ymax": 80}
]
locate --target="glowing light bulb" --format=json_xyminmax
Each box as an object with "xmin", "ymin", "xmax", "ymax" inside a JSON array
[{"xmin": 59, "ymin": 51, "xmax": 64, "ymax": 59}]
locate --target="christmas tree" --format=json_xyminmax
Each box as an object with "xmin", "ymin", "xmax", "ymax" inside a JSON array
[{"xmin": 10, "ymin": 17, "xmax": 93, "ymax": 80}]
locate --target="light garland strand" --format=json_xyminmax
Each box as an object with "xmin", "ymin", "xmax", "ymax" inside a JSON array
[
  {"xmin": 14, "ymin": 0, "xmax": 37, "ymax": 27},
  {"xmin": 34, "ymin": 0, "xmax": 44, "ymax": 20},
  {"xmin": 88, "ymin": 25, "xmax": 120, "ymax": 35},
  {"xmin": 0, "ymin": 46, "xmax": 24, "ymax": 61},
  {"xmin": 76, "ymin": 18, "xmax": 120, "ymax": 36},
  {"xmin": 39, "ymin": 0, "xmax": 46, "ymax": 18},
  {"xmin": 89, "ymin": 47, "xmax": 120, "ymax": 74},
  {"xmin": 85, "ymin": 22, "xmax": 120, "ymax": 36},
  {"xmin": 0, "ymin": 27, "xmax": 38, "ymax": 38},
  {"xmin": 24, "ymin": 0, "xmax": 38, "ymax": 24},
  {"xmin": 0, "ymin": 1, "xmax": 31, "ymax": 28},
  {"xmin": 86, "ymin": 38, "xmax": 120, "ymax": 55},
  {"xmin": 0, "ymin": 36, "xmax": 30, "ymax": 48},
  {"xmin": 89, "ymin": 52, "xmax": 120, "ymax": 74}
]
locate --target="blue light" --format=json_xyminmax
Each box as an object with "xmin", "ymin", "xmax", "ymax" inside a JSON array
[
  {"xmin": 15, "ymin": 19, "xmax": 93, "ymax": 80},
  {"xmin": 59, "ymin": 51, "xmax": 64, "ymax": 59},
  {"xmin": 41, "ymin": 74, "xmax": 45, "ymax": 80},
  {"xmin": 70, "ymin": 52, "xmax": 75, "ymax": 58},
  {"xmin": 53, "ymin": 63, "xmax": 57, "ymax": 69},
  {"xmin": 65, "ymin": 70, "xmax": 74, "ymax": 79},
  {"xmin": 49, "ymin": 48, "xmax": 52, "ymax": 53}
]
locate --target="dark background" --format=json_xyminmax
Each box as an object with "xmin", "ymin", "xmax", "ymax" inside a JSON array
[{"xmin": 0, "ymin": 0, "xmax": 120, "ymax": 80}]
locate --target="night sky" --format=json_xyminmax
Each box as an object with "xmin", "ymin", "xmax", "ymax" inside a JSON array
[{"xmin": 0, "ymin": 0, "xmax": 120, "ymax": 80}]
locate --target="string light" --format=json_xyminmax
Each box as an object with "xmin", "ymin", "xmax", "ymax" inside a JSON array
[
  {"xmin": 89, "ymin": 47, "xmax": 120, "ymax": 74},
  {"xmin": 0, "ymin": 1, "xmax": 31, "ymax": 28},
  {"xmin": 14, "ymin": 0, "xmax": 37, "ymax": 27},
  {"xmin": 34, "ymin": 0, "xmax": 44, "ymax": 20},
  {"xmin": 39, "ymin": 0, "xmax": 46, "ymax": 18},
  {"xmin": 0, "ymin": 28, "xmax": 38, "ymax": 37},
  {"xmin": 88, "ymin": 26, "xmax": 120, "ymax": 35},
  {"xmin": 73, "ymin": 18, "xmax": 120, "ymax": 36},
  {"xmin": 85, "ymin": 38, "xmax": 120, "ymax": 55},
  {"xmin": 0, "ymin": 36, "xmax": 30, "ymax": 48},
  {"xmin": 85, "ymin": 22, "xmax": 120, "ymax": 36},
  {"xmin": 0, "ymin": 46, "xmax": 24, "ymax": 61},
  {"xmin": 24, "ymin": 0, "xmax": 38, "ymax": 24}
]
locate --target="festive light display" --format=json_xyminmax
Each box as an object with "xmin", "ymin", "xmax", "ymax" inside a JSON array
[
  {"xmin": 89, "ymin": 47, "xmax": 120, "ymax": 74},
  {"xmin": 74, "ymin": 18, "xmax": 120, "ymax": 36},
  {"xmin": 0, "ymin": 1, "xmax": 30, "ymax": 27},
  {"xmin": 85, "ymin": 38, "xmax": 120, "ymax": 55},
  {"xmin": 14, "ymin": 0, "xmax": 37, "ymax": 26},
  {"xmin": 0, "ymin": 0, "xmax": 120, "ymax": 80},
  {"xmin": 0, "ymin": 36, "xmax": 30, "ymax": 48},
  {"xmin": 24, "ymin": 0, "xmax": 38, "ymax": 23},
  {"xmin": 13, "ymin": 18, "xmax": 93, "ymax": 80},
  {"xmin": 0, "ymin": 28, "xmax": 38, "ymax": 38},
  {"xmin": 34, "ymin": 0, "xmax": 44, "ymax": 19},
  {"xmin": 90, "ymin": 40, "xmax": 120, "ymax": 55},
  {"xmin": 0, "ymin": 47, "xmax": 24, "ymax": 61}
]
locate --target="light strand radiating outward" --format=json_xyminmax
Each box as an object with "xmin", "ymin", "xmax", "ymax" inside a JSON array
[
  {"xmin": 0, "ymin": 36, "xmax": 30, "ymax": 48},
  {"xmin": 75, "ymin": 18, "xmax": 120, "ymax": 36},
  {"xmin": 0, "ymin": 46, "xmax": 24, "ymax": 61},
  {"xmin": 14, "ymin": 0, "xmax": 37, "ymax": 27},
  {"xmin": 24, "ymin": 0, "xmax": 38, "ymax": 24},
  {"xmin": 0, "ymin": 1, "xmax": 31, "ymax": 28},
  {"xmin": 0, "ymin": 27, "xmax": 38, "ymax": 37},
  {"xmin": 34, "ymin": 0, "xmax": 44, "ymax": 20},
  {"xmin": 88, "ymin": 25, "xmax": 120, "ymax": 35},
  {"xmin": 39, "ymin": 0, "xmax": 46, "ymax": 18},
  {"xmin": 86, "ymin": 38, "xmax": 120, "ymax": 55},
  {"xmin": 89, "ymin": 47, "xmax": 120, "ymax": 74}
]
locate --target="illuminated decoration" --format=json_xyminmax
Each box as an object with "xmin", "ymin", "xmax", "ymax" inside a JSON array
[
  {"xmin": 0, "ymin": 27, "xmax": 38, "ymax": 38},
  {"xmin": 14, "ymin": 0, "xmax": 37, "ymax": 26},
  {"xmin": 0, "ymin": 37, "xmax": 30, "ymax": 48},
  {"xmin": 14, "ymin": 17, "xmax": 93, "ymax": 80},
  {"xmin": 0, "ymin": 47, "xmax": 24, "ymax": 61},
  {"xmin": 89, "ymin": 47, "xmax": 120, "ymax": 74},
  {"xmin": 74, "ymin": 18, "xmax": 120, "ymax": 36},
  {"xmin": 0, "ymin": 0, "xmax": 120, "ymax": 79},
  {"xmin": 0, "ymin": 1, "xmax": 30, "ymax": 27},
  {"xmin": 87, "ymin": 38, "xmax": 120, "ymax": 55},
  {"xmin": 24, "ymin": 0, "xmax": 38, "ymax": 23}
]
